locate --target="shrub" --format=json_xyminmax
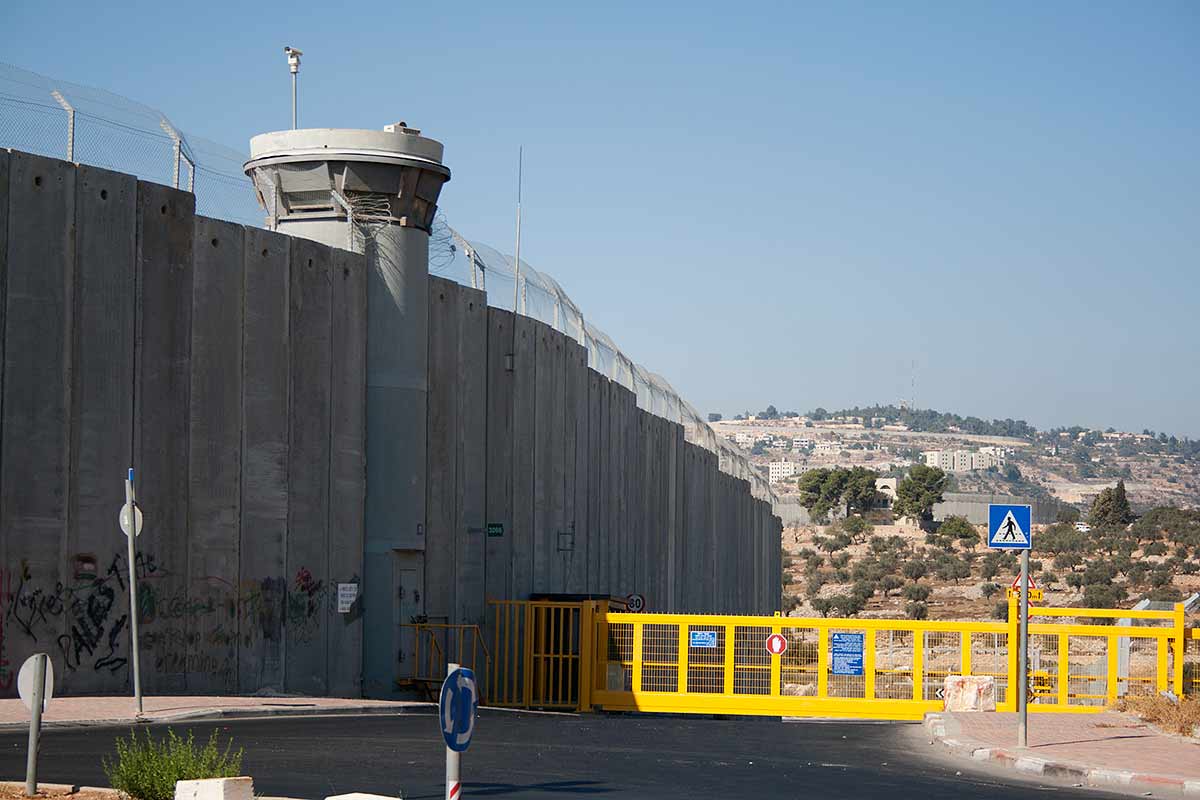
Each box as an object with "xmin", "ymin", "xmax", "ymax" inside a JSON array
[
  {"xmin": 902, "ymin": 560, "xmax": 927, "ymax": 581},
  {"xmin": 904, "ymin": 601, "xmax": 928, "ymax": 620},
  {"xmin": 980, "ymin": 582, "xmax": 999, "ymax": 599},
  {"xmin": 1116, "ymin": 694, "xmax": 1200, "ymax": 736},
  {"xmin": 1143, "ymin": 542, "xmax": 1168, "ymax": 556},
  {"xmin": 104, "ymin": 730, "xmax": 243, "ymax": 800},
  {"xmin": 992, "ymin": 600, "xmax": 1010, "ymax": 620},
  {"xmin": 902, "ymin": 583, "xmax": 930, "ymax": 602}
]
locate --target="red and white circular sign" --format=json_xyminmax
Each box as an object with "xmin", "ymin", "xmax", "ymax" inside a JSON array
[{"xmin": 765, "ymin": 633, "xmax": 788, "ymax": 656}]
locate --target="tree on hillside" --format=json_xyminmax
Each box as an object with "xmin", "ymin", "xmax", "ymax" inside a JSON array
[
  {"xmin": 844, "ymin": 466, "xmax": 883, "ymax": 514},
  {"xmin": 938, "ymin": 515, "xmax": 980, "ymax": 549},
  {"xmin": 1088, "ymin": 480, "xmax": 1135, "ymax": 527},
  {"xmin": 893, "ymin": 465, "xmax": 948, "ymax": 528}
]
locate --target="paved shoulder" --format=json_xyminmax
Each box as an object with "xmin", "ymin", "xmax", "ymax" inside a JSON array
[{"xmin": 926, "ymin": 711, "xmax": 1200, "ymax": 796}]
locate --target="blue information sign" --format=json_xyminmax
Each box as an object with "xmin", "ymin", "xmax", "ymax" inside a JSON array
[
  {"xmin": 689, "ymin": 630, "xmax": 718, "ymax": 649},
  {"xmin": 439, "ymin": 666, "xmax": 478, "ymax": 753},
  {"xmin": 830, "ymin": 632, "xmax": 864, "ymax": 676},
  {"xmin": 988, "ymin": 504, "xmax": 1032, "ymax": 550}
]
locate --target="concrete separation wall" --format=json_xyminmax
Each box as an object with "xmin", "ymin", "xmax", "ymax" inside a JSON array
[
  {"xmin": 421, "ymin": 276, "xmax": 782, "ymax": 623},
  {"xmin": 0, "ymin": 150, "xmax": 780, "ymax": 699},
  {"xmin": 0, "ymin": 150, "xmax": 367, "ymax": 697}
]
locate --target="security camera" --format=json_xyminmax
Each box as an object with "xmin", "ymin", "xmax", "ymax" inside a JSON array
[{"xmin": 284, "ymin": 46, "xmax": 303, "ymax": 73}]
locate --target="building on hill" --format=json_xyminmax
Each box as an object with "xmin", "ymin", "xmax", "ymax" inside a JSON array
[{"xmin": 768, "ymin": 461, "xmax": 798, "ymax": 483}]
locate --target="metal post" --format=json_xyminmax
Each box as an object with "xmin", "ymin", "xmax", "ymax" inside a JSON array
[
  {"xmin": 184, "ymin": 154, "xmax": 195, "ymax": 194},
  {"xmin": 126, "ymin": 469, "xmax": 143, "ymax": 715},
  {"xmin": 51, "ymin": 91, "xmax": 74, "ymax": 162},
  {"xmin": 1017, "ymin": 548, "xmax": 1029, "ymax": 748},
  {"xmin": 512, "ymin": 146, "xmax": 522, "ymax": 315},
  {"xmin": 24, "ymin": 653, "xmax": 46, "ymax": 796},
  {"xmin": 291, "ymin": 71, "xmax": 298, "ymax": 129},
  {"xmin": 446, "ymin": 662, "xmax": 461, "ymax": 800}
]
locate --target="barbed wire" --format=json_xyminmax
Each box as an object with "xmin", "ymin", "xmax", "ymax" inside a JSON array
[{"xmin": 0, "ymin": 62, "xmax": 774, "ymax": 502}]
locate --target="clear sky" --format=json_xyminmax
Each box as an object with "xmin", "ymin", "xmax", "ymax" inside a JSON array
[{"xmin": 4, "ymin": 1, "xmax": 1197, "ymax": 436}]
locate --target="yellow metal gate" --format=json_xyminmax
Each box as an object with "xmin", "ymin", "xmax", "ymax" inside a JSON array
[
  {"xmin": 489, "ymin": 599, "xmax": 1196, "ymax": 719},
  {"xmin": 488, "ymin": 600, "xmax": 605, "ymax": 709}
]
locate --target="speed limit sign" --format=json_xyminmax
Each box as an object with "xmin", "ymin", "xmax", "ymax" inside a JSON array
[{"xmin": 625, "ymin": 593, "xmax": 646, "ymax": 613}]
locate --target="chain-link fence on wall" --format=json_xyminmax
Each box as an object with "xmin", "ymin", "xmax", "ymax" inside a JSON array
[{"xmin": 0, "ymin": 62, "xmax": 773, "ymax": 502}]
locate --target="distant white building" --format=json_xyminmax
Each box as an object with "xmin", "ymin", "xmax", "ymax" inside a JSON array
[
  {"xmin": 875, "ymin": 477, "xmax": 897, "ymax": 506},
  {"xmin": 735, "ymin": 432, "xmax": 753, "ymax": 447},
  {"xmin": 768, "ymin": 461, "xmax": 797, "ymax": 483},
  {"xmin": 813, "ymin": 441, "xmax": 840, "ymax": 454},
  {"xmin": 923, "ymin": 450, "xmax": 955, "ymax": 470},
  {"xmin": 792, "ymin": 437, "xmax": 812, "ymax": 448},
  {"xmin": 925, "ymin": 447, "xmax": 1007, "ymax": 472}
]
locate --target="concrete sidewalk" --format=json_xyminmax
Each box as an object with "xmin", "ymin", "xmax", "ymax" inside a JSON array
[
  {"xmin": 926, "ymin": 711, "xmax": 1200, "ymax": 795},
  {"xmin": 0, "ymin": 695, "xmax": 433, "ymax": 731}
]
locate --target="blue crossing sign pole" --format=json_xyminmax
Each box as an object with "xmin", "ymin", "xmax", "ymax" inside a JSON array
[
  {"xmin": 989, "ymin": 503, "xmax": 1032, "ymax": 749},
  {"xmin": 440, "ymin": 663, "xmax": 478, "ymax": 800}
]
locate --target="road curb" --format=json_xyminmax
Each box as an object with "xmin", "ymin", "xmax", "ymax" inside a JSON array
[
  {"xmin": 924, "ymin": 713, "xmax": 1200, "ymax": 795},
  {"xmin": 0, "ymin": 702, "xmax": 437, "ymax": 733}
]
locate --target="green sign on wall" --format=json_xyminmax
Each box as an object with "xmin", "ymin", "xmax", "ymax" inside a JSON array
[{"xmin": 487, "ymin": 522, "xmax": 504, "ymax": 538}]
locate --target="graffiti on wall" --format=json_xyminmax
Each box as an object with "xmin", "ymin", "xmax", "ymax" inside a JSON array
[{"xmin": 0, "ymin": 553, "xmax": 355, "ymax": 693}]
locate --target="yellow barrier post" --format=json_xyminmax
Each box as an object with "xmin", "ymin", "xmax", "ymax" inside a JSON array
[
  {"xmin": 1106, "ymin": 634, "xmax": 1119, "ymax": 705},
  {"xmin": 864, "ymin": 630, "xmax": 876, "ymax": 700},
  {"xmin": 1057, "ymin": 632, "xmax": 1069, "ymax": 706},
  {"xmin": 1172, "ymin": 602, "xmax": 1185, "ymax": 697},
  {"xmin": 960, "ymin": 632, "xmax": 972, "ymax": 677},
  {"xmin": 677, "ymin": 621, "xmax": 689, "ymax": 694},
  {"xmin": 577, "ymin": 602, "xmax": 594, "ymax": 712},
  {"xmin": 912, "ymin": 629, "xmax": 924, "ymax": 702},
  {"xmin": 632, "ymin": 620, "xmax": 644, "ymax": 693},
  {"xmin": 817, "ymin": 627, "xmax": 830, "ymax": 698},
  {"xmin": 1157, "ymin": 636, "xmax": 1169, "ymax": 693},
  {"xmin": 1005, "ymin": 597, "xmax": 1019, "ymax": 712},
  {"xmin": 769, "ymin": 622, "xmax": 782, "ymax": 697},
  {"xmin": 522, "ymin": 602, "xmax": 535, "ymax": 706},
  {"xmin": 723, "ymin": 624, "xmax": 735, "ymax": 695}
]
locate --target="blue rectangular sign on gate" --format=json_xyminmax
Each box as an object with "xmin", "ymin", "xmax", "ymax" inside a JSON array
[
  {"xmin": 830, "ymin": 632, "xmax": 864, "ymax": 676},
  {"xmin": 689, "ymin": 630, "xmax": 718, "ymax": 649}
]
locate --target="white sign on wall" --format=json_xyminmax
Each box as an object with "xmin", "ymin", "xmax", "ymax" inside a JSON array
[{"xmin": 337, "ymin": 583, "xmax": 358, "ymax": 613}]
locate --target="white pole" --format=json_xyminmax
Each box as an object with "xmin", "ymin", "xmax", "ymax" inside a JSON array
[
  {"xmin": 446, "ymin": 662, "xmax": 461, "ymax": 800},
  {"xmin": 1017, "ymin": 548, "xmax": 1029, "ymax": 747},
  {"xmin": 126, "ymin": 468, "xmax": 143, "ymax": 715},
  {"xmin": 292, "ymin": 71, "xmax": 298, "ymax": 129},
  {"xmin": 24, "ymin": 653, "xmax": 46, "ymax": 797},
  {"xmin": 512, "ymin": 146, "xmax": 523, "ymax": 315}
]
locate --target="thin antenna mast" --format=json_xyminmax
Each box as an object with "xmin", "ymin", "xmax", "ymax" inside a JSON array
[{"xmin": 513, "ymin": 146, "xmax": 523, "ymax": 314}]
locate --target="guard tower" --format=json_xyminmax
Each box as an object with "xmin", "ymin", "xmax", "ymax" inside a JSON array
[{"xmin": 245, "ymin": 124, "xmax": 450, "ymax": 694}]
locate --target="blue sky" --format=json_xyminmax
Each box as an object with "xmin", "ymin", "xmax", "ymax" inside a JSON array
[{"xmin": 4, "ymin": 1, "xmax": 1197, "ymax": 436}]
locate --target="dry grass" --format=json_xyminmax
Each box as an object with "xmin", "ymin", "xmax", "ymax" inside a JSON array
[{"xmin": 1115, "ymin": 694, "xmax": 1200, "ymax": 736}]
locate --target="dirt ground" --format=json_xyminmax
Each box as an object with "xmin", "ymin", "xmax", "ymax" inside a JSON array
[{"xmin": 0, "ymin": 784, "xmax": 118, "ymax": 800}]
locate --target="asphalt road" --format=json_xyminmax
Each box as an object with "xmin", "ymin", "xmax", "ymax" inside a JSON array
[{"xmin": 0, "ymin": 711, "xmax": 1132, "ymax": 799}]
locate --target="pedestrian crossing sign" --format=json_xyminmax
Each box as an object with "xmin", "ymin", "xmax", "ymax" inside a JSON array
[{"xmin": 988, "ymin": 504, "xmax": 1032, "ymax": 550}]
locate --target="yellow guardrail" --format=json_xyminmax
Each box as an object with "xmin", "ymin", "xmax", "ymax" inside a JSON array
[
  {"xmin": 486, "ymin": 598, "xmax": 1196, "ymax": 719},
  {"xmin": 397, "ymin": 623, "xmax": 491, "ymax": 701}
]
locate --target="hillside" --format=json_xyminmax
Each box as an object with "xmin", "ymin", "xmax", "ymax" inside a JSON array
[{"xmin": 781, "ymin": 507, "xmax": 1200, "ymax": 622}]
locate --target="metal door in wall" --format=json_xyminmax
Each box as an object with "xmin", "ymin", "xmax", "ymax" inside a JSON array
[{"xmin": 393, "ymin": 551, "xmax": 424, "ymax": 684}]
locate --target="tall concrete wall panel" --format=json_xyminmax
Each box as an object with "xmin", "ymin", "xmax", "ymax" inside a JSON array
[
  {"xmin": 1, "ymin": 152, "xmax": 75, "ymax": 692},
  {"xmin": 426, "ymin": 279, "xmax": 460, "ymax": 623},
  {"xmin": 455, "ymin": 285, "xmax": 487, "ymax": 627},
  {"xmin": 239, "ymin": 227, "xmax": 290, "ymax": 694},
  {"xmin": 285, "ymin": 237, "xmax": 333, "ymax": 695},
  {"xmin": 133, "ymin": 180, "xmax": 194, "ymax": 693},
  {"xmin": 510, "ymin": 315, "xmax": 537, "ymax": 600},
  {"xmin": 327, "ymin": 248, "xmax": 367, "ymax": 695},
  {"xmin": 63, "ymin": 165, "xmax": 137, "ymax": 693},
  {"xmin": 532, "ymin": 323, "xmax": 564, "ymax": 595},
  {"xmin": 187, "ymin": 217, "xmax": 244, "ymax": 694},
  {"xmin": 483, "ymin": 308, "xmax": 514, "ymax": 604}
]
